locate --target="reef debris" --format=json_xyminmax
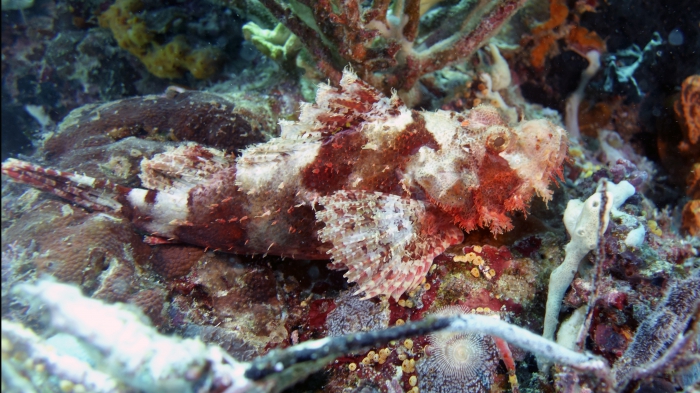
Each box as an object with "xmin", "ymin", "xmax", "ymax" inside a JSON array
[{"xmin": 2, "ymin": 280, "xmax": 609, "ymax": 393}]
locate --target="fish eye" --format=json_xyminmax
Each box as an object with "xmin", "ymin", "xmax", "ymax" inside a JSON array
[{"xmin": 485, "ymin": 126, "xmax": 513, "ymax": 153}]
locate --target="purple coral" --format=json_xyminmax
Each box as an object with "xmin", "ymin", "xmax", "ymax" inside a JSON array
[{"xmin": 325, "ymin": 291, "xmax": 390, "ymax": 337}]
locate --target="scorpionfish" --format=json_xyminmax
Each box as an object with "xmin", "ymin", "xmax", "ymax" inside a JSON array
[{"xmin": 2, "ymin": 70, "xmax": 568, "ymax": 300}]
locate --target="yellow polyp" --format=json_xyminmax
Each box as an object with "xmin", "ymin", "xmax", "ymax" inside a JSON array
[
  {"xmin": 404, "ymin": 339, "xmax": 414, "ymax": 350},
  {"xmin": 99, "ymin": 0, "xmax": 222, "ymax": 79},
  {"xmin": 401, "ymin": 358, "xmax": 416, "ymax": 373},
  {"xmin": 648, "ymin": 220, "xmax": 663, "ymax": 236},
  {"xmin": 509, "ymin": 373, "xmax": 519, "ymax": 386},
  {"xmin": 471, "ymin": 267, "xmax": 480, "ymax": 277},
  {"xmin": 453, "ymin": 255, "xmax": 469, "ymax": 262}
]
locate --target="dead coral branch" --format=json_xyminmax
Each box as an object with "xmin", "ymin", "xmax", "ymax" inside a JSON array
[
  {"xmin": 7, "ymin": 280, "xmax": 611, "ymax": 393},
  {"xmin": 257, "ymin": 0, "xmax": 527, "ymax": 98}
]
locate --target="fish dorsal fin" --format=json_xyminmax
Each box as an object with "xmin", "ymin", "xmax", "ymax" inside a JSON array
[
  {"xmin": 316, "ymin": 190, "xmax": 462, "ymax": 301},
  {"xmin": 140, "ymin": 143, "xmax": 233, "ymax": 193}
]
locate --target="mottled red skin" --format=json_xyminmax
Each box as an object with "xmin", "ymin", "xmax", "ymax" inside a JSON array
[
  {"xmin": 117, "ymin": 83, "xmax": 451, "ymax": 261},
  {"xmin": 1, "ymin": 71, "xmax": 566, "ymax": 300},
  {"xmin": 302, "ymin": 114, "xmax": 440, "ymax": 197}
]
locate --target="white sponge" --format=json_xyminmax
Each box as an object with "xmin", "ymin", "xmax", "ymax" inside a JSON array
[{"xmin": 543, "ymin": 180, "xmax": 635, "ymax": 344}]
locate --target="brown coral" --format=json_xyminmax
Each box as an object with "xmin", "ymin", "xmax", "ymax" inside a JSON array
[
  {"xmin": 1, "ymin": 197, "xmax": 150, "ymax": 302},
  {"xmin": 681, "ymin": 200, "xmax": 700, "ymax": 237},
  {"xmin": 129, "ymin": 288, "xmax": 168, "ymax": 327},
  {"xmin": 675, "ymin": 76, "xmax": 700, "ymax": 236},
  {"xmin": 43, "ymin": 90, "xmax": 273, "ymax": 161},
  {"xmin": 151, "ymin": 245, "xmax": 203, "ymax": 280},
  {"xmin": 681, "ymin": 163, "xmax": 700, "ymax": 236},
  {"xmin": 256, "ymin": 0, "xmax": 527, "ymax": 99}
]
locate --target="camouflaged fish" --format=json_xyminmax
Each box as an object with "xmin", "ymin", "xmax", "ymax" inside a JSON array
[{"xmin": 1, "ymin": 70, "xmax": 567, "ymax": 300}]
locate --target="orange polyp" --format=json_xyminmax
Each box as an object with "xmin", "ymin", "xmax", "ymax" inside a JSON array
[
  {"xmin": 568, "ymin": 26, "xmax": 606, "ymax": 54},
  {"xmin": 533, "ymin": 0, "xmax": 569, "ymax": 34},
  {"xmin": 531, "ymin": 35, "xmax": 557, "ymax": 69}
]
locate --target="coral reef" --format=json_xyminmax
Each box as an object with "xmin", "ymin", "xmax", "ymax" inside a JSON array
[
  {"xmin": 543, "ymin": 180, "xmax": 638, "ymax": 343},
  {"xmin": 3, "ymin": 69, "xmax": 568, "ymax": 301},
  {"xmin": 3, "ymin": 280, "xmax": 611, "ymax": 393},
  {"xmin": 526, "ymin": 0, "xmax": 606, "ymax": 70},
  {"xmin": 253, "ymin": 0, "xmax": 528, "ymax": 101},
  {"xmin": 2, "ymin": 1, "xmax": 700, "ymax": 392}
]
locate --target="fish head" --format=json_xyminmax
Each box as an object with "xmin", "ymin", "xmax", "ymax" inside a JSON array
[{"xmin": 406, "ymin": 105, "xmax": 568, "ymax": 234}]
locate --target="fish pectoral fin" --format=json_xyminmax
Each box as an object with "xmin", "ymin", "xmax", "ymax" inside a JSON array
[{"xmin": 316, "ymin": 190, "xmax": 462, "ymax": 301}]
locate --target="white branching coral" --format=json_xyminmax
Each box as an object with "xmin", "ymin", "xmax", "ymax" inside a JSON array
[
  {"xmin": 3, "ymin": 280, "xmax": 611, "ymax": 392},
  {"xmin": 13, "ymin": 280, "xmax": 249, "ymax": 393}
]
